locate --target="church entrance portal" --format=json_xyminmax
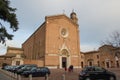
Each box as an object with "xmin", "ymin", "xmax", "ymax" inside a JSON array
[{"xmin": 60, "ymin": 49, "xmax": 70, "ymax": 68}]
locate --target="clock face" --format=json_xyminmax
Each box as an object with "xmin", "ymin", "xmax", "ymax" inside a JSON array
[{"xmin": 61, "ymin": 28, "xmax": 68, "ymax": 37}]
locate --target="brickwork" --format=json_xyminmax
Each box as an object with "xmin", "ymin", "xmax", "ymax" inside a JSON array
[
  {"xmin": 99, "ymin": 45, "xmax": 120, "ymax": 68},
  {"xmin": 83, "ymin": 45, "xmax": 120, "ymax": 68},
  {"xmin": 84, "ymin": 51, "xmax": 99, "ymax": 66},
  {"xmin": 0, "ymin": 47, "xmax": 23, "ymax": 66},
  {"xmin": 24, "ymin": 59, "xmax": 44, "ymax": 67}
]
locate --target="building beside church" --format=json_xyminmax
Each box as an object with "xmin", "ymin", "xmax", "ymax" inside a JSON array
[
  {"xmin": 99, "ymin": 45, "xmax": 120, "ymax": 68},
  {"xmin": 83, "ymin": 51, "xmax": 100, "ymax": 67},
  {"xmin": 0, "ymin": 46, "xmax": 24, "ymax": 67},
  {"xmin": 22, "ymin": 12, "xmax": 81, "ymax": 68},
  {"xmin": 83, "ymin": 45, "xmax": 120, "ymax": 68}
]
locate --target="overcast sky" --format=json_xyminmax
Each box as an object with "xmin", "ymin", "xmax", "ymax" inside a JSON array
[{"xmin": 0, "ymin": 0, "xmax": 120, "ymax": 55}]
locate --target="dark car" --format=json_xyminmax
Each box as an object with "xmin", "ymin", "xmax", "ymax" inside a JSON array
[
  {"xmin": 16, "ymin": 64, "xmax": 37, "ymax": 74},
  {"xmin": 21, "ymin": 67, "xmax": 51, "ymax": 77},
  {"xmin": 7, "ymin": 65, "xmax": 19, "ymax": 72},
  {"xmin": 79, "ymin": 66, "xmax": 116, "ymax": 80},
  {"xmin": 2, "ymin": 65, "xmax": 14, "ymax": 71},
  {"xmin": 11, "ymin": 65, "xmax": 25, "ymax": 73}
]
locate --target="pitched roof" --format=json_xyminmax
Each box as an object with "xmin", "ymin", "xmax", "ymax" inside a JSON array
[
  {"xmin": 83, "ymin": 51, "xmax": 99, "ymax": 54},
  {"xmin": 45, "ymin": 14, "xmax": 78, "ymax": 26},
  {"xmin": 99, "ymin": 45, "xmax": 119, "ymax": 51},
  {"xmin": 7, "ymin": 46, "xmax": 23, "ymax": 51},
  {"xmin": 22, "ymin": 13, "xmax": 79, "ymax": 45}
]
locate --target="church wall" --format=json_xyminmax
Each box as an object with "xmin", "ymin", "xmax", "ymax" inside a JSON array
[
  {"xmin": 22, "ymin": 14, "xmax": 81, "ymax": 68},
  {"xmin": 45, "ymin": 15, "xmax": 80, "ymax": 55},
  {"xmin": 22, "ymin": 23, "xmax": 46, "ymax": 66},
  {"xmin": 45, "ymin": 56, "xmax": 59, "ymax": 66},
  {"xmin": 22, "ymin": 24, "xmax": 46, "ymax": 62},
  {"xmin": 45, "ymin": 15, "xmax": 80, "ymax": 68},
  {"xmin": 22, "ymin": 35, "xmax": 34, "ymax": 60},
  {"xmin": 33, "ymin": 25, "xmax": 46, "ymax": 60},
  {"xmin": 24, "ymin": 59, "xmax": 44, "ymax": 67},
  {"xmin": 71, "ymin": 56, "xmax": 79, "ymax": 67}
]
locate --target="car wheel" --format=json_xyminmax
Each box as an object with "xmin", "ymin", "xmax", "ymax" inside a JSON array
[
  {"xmin": 85, "ymin": 77, "xmax": 91, "ymax": 80},
  {"xmin": 109, "ymin": 76, "xmax": 115, "ymax": 80}
]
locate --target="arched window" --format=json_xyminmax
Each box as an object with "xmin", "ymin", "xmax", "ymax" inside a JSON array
[{"xmin": 61, "ymin": 49, "xmax": 69, "ymax": 56}]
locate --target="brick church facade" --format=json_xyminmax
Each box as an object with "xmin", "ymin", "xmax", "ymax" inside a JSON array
[{"xmin": 22, "ymin": 12, "xmax": 81, "ymax": 68}]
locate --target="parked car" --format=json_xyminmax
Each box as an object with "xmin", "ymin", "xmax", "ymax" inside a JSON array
[
  {"xmin": 2, "ymin": 65, "xmax": 17, "ymax": 72},
  {"xmin": 16, "ymin": 64, "xmax": 37, "ymax": 74},
  {"xmin": 11, "ymin": 65, "xmax": 26, "ymax": 73},
  {"xmin": 1, "ymin": 63, "xmax": 9, "ymax": 69},
  {"xmin": 21, "ymin": 67, "xmax": 51, "ymax": 77},
  {"xmin": 7, "ymin": 65, "xmax": 19, "ymax": 72},
  {"xmin": 79, "ymin": 66, "xmax": 116, "ymax": 80},
  {"xmin": 2, "ymin": 65, "xmax": 13, "ymax": 71}
]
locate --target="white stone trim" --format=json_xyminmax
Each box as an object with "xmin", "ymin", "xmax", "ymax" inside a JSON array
[
  {"xmin": 74, "ymin": 66, "xmax": 81, "ymax": 68},
  {"xmin": 45, "ymin": 66, "xmax": 58, "ymax": 69},
  {"xmin": 71, "ymin": 55, "xmax": 79, "ymax": 57},
  {"xmin": 47, "ymin": 54, "xmax": 58, "ymax": 56}
]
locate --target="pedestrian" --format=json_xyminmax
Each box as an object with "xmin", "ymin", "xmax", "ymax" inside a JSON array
[
  {"xmin": 71, "ymin": 65, "xmax": 73, "ymax": 72},
  {"xmin": 68, "ymin": 65, "xmax": 73, "ymax": 72},
  {"xmin": 64, "ymin": 66, "xmax": 67, "ymax": 72}
]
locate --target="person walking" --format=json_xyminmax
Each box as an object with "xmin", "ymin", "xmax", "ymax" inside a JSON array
[
  {"xmin": 68, "ymin": 65, "xmax": 74, "ymax": 72},
  {"xmin": 64, "ymin": 66, "xmax": 67, "ymax": 72}
]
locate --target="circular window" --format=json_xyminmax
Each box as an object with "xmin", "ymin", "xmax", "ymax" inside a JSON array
[{"xmin": 61, "ymin": 28, "xmax": 68, "ymax": 38}]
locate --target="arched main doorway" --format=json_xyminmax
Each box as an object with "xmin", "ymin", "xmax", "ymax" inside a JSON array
[
  {"xmin": 60, "ymin": 49, "xmax": 70, "ymax": 68},
  {"xmin": 62, "ymin": 57, "xmax": 67, "ymax": 68}
]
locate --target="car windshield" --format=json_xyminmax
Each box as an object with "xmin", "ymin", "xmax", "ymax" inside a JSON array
[
  {"xmin": 31, "ymin": 67, "xmax": 37, "ymax": 71},
  {"xmin": 94, "ymin": 66, "xmax": 106, "ymax": 71},
  {"xmin": 82, "ymin": 66, "xmax": 94, "ymax": 71},
  {"xmin": 83, "ymin": 66, "xmax": 106, "ymax": 72}
]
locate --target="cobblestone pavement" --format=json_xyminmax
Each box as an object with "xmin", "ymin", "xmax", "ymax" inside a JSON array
[
  {"xmin": 21, "ymin": 69, "xmax": 80, "ymax": 80},
  {"xmin": 20, "ymin": 68, "xmax": 120, "ymax": 80},
  {"xmin": 108, "ymin": 68, "xmax": 120, "ymax": 80},
  {"xmin": 0, "ymin": 68, "xmax": 120, "ymax": 80}
]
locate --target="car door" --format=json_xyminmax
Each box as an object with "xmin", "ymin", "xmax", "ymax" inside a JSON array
[
  {"xmin": 87, "ymin": 67, "xmax": 98, "ymax": 79},
  {"xmin": 94, "ymin": 67, "xmax": 106, "ymax": 79}
]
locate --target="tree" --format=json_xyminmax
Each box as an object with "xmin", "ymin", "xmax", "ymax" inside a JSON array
[
  {"xmin": 101, "ymin": 31, "xmax": 120, "ymax": 47},
  {"xmin": 0, "ymin": 0, "xmax": 18, "ymax": 44}
]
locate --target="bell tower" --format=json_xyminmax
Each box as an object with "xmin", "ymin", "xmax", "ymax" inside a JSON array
[{"xmin": 70, "ymin": 11, "xmax": 78, "ymax": 25}]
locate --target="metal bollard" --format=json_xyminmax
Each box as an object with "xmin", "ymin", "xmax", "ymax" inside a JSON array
[
  {"xmin": 62, "ymin": 74, "xmax": 65, "ymax": 80},
  {"xmin": 29, "ymin": 74, "xmax": 32, "ymax": 80},
  {"xmin": 45, "ymin": 74, "xmax": 49, "ymax": 80},
  {"xmin": 9, "ymin": 72, "xmax": 12, "ymax": 77},
  {"xmin": 18, "ymin": 75, "xmax": 21, "ymax": 80},
  {"xmin": 11, "ymin": 72, "xmax": 14, "ymax": 77},
  {"xmin": 14, "ymin": 73, "xmax": 17, "ymax": 79}
]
